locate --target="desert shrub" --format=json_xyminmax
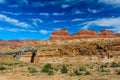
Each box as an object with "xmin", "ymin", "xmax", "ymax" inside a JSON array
[
  {"xmin": 28, "ymin": 67, "xmax": 37, "ymax": 73},
  {"xmin": 41, "ymin": 63, "xmax": 53, "ymax": 73},
  {"xmin": 84, "ymin": 71, "xmax": 91, "ymax": 75},
  {"xmin": 100, "ymin": 64, "xmax": 108, "ymax": 68},
  {"xmin": 79, "ymin": 66, "xmax": 86, "ymax": 71},
  {"xmin": 47, "ymin": 69, "xmax": 54, "ymax": 75},
  {"xmin": 70, "ymin": 70, "xmax": 82, "ymax": 76},
  {"xmin": 116, "ymin": 70, "xmax": 120, "ymax": 75},
  {"xmin": 61, "ymin": 65, "xmax": 68, "ymax": 73},
  {"xmin": 111, "ymin": 62, "xmax": 120, "ymax": 67},
  {"xmin": 74, "ymin": 70, "xmax": 82, "ymax": 75},
  {"xmin": 0, "ymin": 66, "xmax": 6, "ymax": 70},
  {"xmin": 97, "ymin": 67, "xmax": 110, "ymax": 72}
]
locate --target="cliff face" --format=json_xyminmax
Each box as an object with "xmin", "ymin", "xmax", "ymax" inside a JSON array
[
  {"xmin": 49, "ymin": 29, "xmax": 72, "ymax": 40},
  {"xmin": 50, "ymin": 29, "xmax": 119, "ymax": 40},
  {"xmin": 97, "ymin": 30, "xmax": 115, "ymax": 38},
  {"xmin": 116, "ymin": 33, "xmax": 120, "ymax": 37}
]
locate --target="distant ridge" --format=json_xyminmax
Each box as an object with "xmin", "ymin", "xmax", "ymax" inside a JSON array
[{"xmin": 50, "ymin": 29, "xmax": 120, "ymax": 40}]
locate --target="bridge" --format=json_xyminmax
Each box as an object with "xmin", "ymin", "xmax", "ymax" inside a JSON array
[{"xmin": 0, "ymin": 46, "xmax": 37, "ymax": 63}]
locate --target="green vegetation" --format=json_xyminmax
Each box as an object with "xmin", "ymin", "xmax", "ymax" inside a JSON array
[
  {"xmin": 111, "ymin": 62, "xmax": 120, "ymax": 67},
  {"xmin": 28, "ymin": 66, "xmax": 37, "ymax": 73},
  {"xmin": 116, "ymin": 70, "xmax": 120, "ymax": 75},
  {"xmin": 0, "ymin": 66, "xmax": 6, "ymax": 70},
  {"xmin": 61, "ymin": 65, "xmax": 68, "ymax": 73},
  {"xmin": 47, "ymin": 69, "xmax": 54, "ymax": 75},
  {"xmin": 84, "ymin": 71, "xmax": 91, "ymax": 75},
  {"xmin": 74, "ymin": 70, "xmax": 82, "ymax": 75},
  {"xmin": 79, "ymin": 66, "xmax": 86, "ymax": 71},
  {"xmin": 41, "ymin": 63, "xmax": 53, "ymax": 73}
]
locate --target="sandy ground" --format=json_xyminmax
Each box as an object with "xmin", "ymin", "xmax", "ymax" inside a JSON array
[{"xmin": 0, "ymin": 73, "xmax": 120, "ymax": 80}]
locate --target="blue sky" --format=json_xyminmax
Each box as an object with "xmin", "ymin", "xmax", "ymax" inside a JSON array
[{"xmin": 0, "ymin": 0, "xmax": 120, "ymax": 40}]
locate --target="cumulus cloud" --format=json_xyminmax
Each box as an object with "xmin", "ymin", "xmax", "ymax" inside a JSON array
[
  {"xmin": 39, "ymin": 29, "xmax": 49, "ymax": 34},
  {"xmin": 81, "ymin": 17, "xmax": 120, "ymax": 33},
  {"xmin": 0, "ymin": 14, "xmax": 31, "ymax": 28}
]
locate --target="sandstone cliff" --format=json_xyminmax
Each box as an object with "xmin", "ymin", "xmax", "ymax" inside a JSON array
[
  {"xmin": 97, "ymin": 30, "xmax": 115, "ymax": 38},
  {"xmin": 50, "ymin": 29, "xmax": 119, "ymax": 40},
  {"xmin": 50, "ymin": 29, "xmax": 72, "ymax": 40}
]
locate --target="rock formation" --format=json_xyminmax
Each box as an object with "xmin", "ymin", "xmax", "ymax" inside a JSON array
[
  {"xmin": 49, "ymin": 29, "xmax": 72, "ymax": 40},
  {"xmin": 115, "ymin": 33, "xmax": 120, "ymax": 37},
  {"xmin": 50, "ymin": 29, "xmax": 120, "ymax": 40},
  {"xmin": 97, "ymin": 30, "xmax": 115, "ymax": 38}
]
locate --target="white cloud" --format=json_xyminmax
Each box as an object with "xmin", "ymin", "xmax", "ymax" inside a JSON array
[
  {"xmin": 53, "ymin": 28, "xmax": 62, "ymax": 30},
  {"xmin": 28, "ymin": 30, "xmax": 37, "ymax": 33},
  {"xmin": 31, "ymin": 2, "xmax": 44, "ymax": 7},
  {"xmin": 39, "ymin": 13, "xmax": 49, "ymax": 16},
  {"xmin": 0, "ymin": 26, "xmax": 5, "ymax": 30},
  {"xmin": 73, "ymin": 10, "xmax": 83, "ymax": 14},
  {"xmin": 30, "ymin": 18, "xmax": 43, "ymax": 27},
  {"xmin": 0, "ymin": 14, "xmax": 31, "ymax": 28},
  {"xmin": 81, "ymin": 17, "xmax": 120, "ymax": 33},
  {"xmin": 87, "ymin": 8, "xmax": 103, "ymax": 14},
  {"xmin": 7, "ymin": 4, "xmax": 19, "ymax": 8},
  {"xmin": 0, "ymin": 27, "xmax": 38, "ymax": 33},
  {"xmin": 39, "ymin": 29, "xmax": 48, "ymax": 34},
  {"xmin": 1, "ymin": 11, "xmax": 20, "ymax": 15},
  {"xmin": 61, "ymin": 4, "xmax": 70, "ymax": 8},
  {"xmin": 0, "ymin": 0, "xmax": 5, "ymax": 4},
  {"xmin": 52, "ymin": 12, "xmax": 65, "ymax": 16},
  {"xmin": 99, "ymin": 0, "xmax": 120, "ymax": 6},
  {"xmin": 72, "ymin": 18, "xmax": 84, "ymax": 22},
  {"xmin": 53, "ymin": 20, "xmax": 66, "ymax": 23},
  {"xmin": 7, "ymin": 28, "xmax": 27, "ymax": 32},
  {"xmin": 31, "ymin": 19, "xmax": 43, "ymax": 23}
]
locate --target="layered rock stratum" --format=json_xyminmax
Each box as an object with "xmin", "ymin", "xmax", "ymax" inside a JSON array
[
  {"xmin": 0, "ymin": 30, "xmax": 120, "ymax": 63},
  {"xmin": 50, "ymin": 29, "xmax": 120, "ymax": 40}
]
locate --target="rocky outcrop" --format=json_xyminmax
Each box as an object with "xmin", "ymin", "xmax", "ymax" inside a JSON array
[
  {"xmin": 97, "ymin": 30, "xmax": 115, "ymax": 38},
  {"xmin": 115, "ymin": 33, "xmax": 120, "ymax": 37},
  {"xmin": 72, "ymin": 30, "xmax": 96, "ymax": 39},
  {"xmin": 50, "ymin": 29, "xmax": 120, "ymax": 40},
  {"xmin": 50, "ymin": 29, "xmax": 72, "ymax": 40}
]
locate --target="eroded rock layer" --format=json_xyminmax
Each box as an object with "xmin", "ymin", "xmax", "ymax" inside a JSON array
[{"xmin": 50, "ymin": 29, "xmax": 120, "ymax": 40}]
